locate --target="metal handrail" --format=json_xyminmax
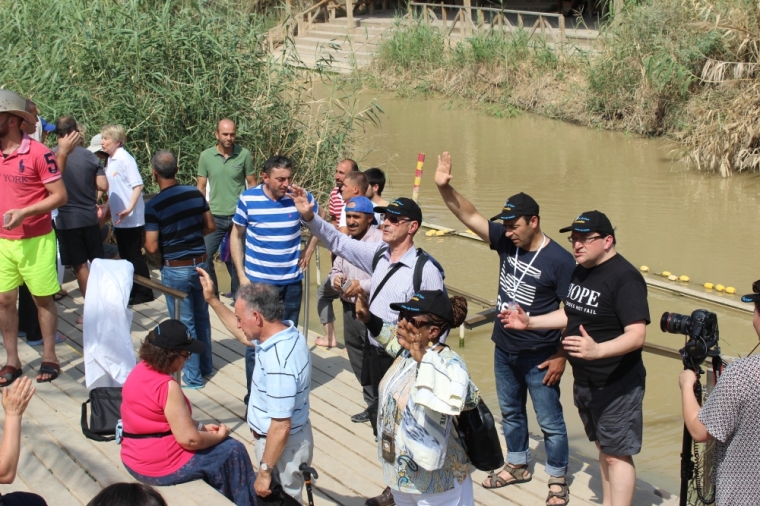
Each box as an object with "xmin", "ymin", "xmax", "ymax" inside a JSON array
[{"xmin": 133, "ymin": 274, "xmax": 187, "ymax": 382}]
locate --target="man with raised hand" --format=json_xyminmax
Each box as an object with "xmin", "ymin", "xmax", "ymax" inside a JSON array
[
  {"xmin": 0, "ymin": 90, "xmax": 79, "ymax": 385},
  {"xmin": 502, "ymin": 210, "xmax": 650, "ymax": 506},
  {"xmin": 434, "ymin": 152, "xmax": 575, "ymax": 505},
  {"xmin": 197, "ymin": 119, "xmax": 256, "ymax": 297},
  {"xmin": 288, "ymin": 185, "xmax": 444, "ymax": 506},
  {"xmin": 328, "ymin": 196, "xmax": 383, "ymax": 423},
  {"xmin": 230, "ymin": 155, "xmax": 318, "ymax": 405}
]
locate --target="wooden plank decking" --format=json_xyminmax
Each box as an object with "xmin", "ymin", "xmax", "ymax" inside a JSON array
[{"xmin": 0, "ymin": 270, "xmax": 679, "ymax": 505}]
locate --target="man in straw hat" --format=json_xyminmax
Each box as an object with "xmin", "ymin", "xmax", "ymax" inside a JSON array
[{"xmin": 0, "ymin": 89, "xmax": 80, "ymax": 384}]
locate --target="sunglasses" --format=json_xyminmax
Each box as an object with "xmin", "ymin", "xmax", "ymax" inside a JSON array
[
  {"xmin": 399, "ymin": 312, "xmax": 431, "ymax": 329},
  {"xmin": 178, "ymin": 351, "xmax": 192, "ymax": 359},
  {"xmin": 385, "ymin": 215, "xmax": 410, "ymax": 225}
]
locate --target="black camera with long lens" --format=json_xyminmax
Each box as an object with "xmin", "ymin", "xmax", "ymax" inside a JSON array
[{"xmin": 660, "ymin": 309, "xmax": 719, "ymax": 369}]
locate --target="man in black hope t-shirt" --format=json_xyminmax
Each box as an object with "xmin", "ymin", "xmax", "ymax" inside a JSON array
[
  {"xmin": 502, "ymin": 210, "xmax": 650, "ymax": 506},
  {"xmin": 435, "ymin": 152, "xmax": 575, "ymax": 504}
]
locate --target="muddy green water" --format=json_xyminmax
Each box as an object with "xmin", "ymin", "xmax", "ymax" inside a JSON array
[{"xmin": 218, "ymin": 92, "xmax": 760, "ymax": 495}]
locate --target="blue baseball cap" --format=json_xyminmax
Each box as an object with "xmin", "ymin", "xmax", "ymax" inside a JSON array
[
  {"xmin": 39, "ymin": 117, "xmax": 56, "ymax": 132},
  {"xmin": 345, "ymin": 196, "xmax": 377, "ymax": 224}
]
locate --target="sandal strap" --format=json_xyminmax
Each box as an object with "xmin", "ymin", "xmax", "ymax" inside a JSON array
[
  {"xmin": 547, "ymin": 478, "xmax": 570, "ymax": 503},
  {"xmin": 502, "ymin": 464, "xmax": 531, "ymax": 482}
]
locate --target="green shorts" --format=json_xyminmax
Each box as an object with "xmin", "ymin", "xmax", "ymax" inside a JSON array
[{"xmin": 0, "ymin": 231, "xmax": 60, "ymax": 296}]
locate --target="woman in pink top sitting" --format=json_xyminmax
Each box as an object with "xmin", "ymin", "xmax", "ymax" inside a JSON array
[{"xmin": 120, "ymin": 320, "xmax": 257, "ymax": 506}]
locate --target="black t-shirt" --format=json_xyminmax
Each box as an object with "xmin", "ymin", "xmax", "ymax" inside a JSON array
[
  {"xmin": 488, "ymin": 221, "xmax": 575, "ymax": 353},
  {"xmin": 54, "ymin": 146, "xmax": 105, "ymax": 230},
  {"xmin": 564, "ymin": 253, "xmax": 650, "ymax": 387}
]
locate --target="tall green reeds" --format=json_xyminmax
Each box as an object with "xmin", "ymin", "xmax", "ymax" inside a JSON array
[{"xmin": 0, "ymin": 0, "xmax": 376, "ymax": 197}]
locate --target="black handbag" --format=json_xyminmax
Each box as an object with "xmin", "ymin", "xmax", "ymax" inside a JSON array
[
  {"xmin": 81, "ymin": 387, "xmax": 122, "ymax": 442},
  {"xmin": 456, "ymin": 398, "xmax": 505, "ymax": 471}
]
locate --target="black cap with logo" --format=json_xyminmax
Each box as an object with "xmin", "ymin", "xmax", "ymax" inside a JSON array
[
  {"xmin": 489, "ymin": 193, "xmax": 540, "ymax": 221},
  {"xmin": 559, "ymin": 210, "xmax": 615, "ymax": 237},
  {"xmin": 741, "ymin": 280, "xmax": 760, "ymax": 304},
  {"xmin": 374, "ymin": 197, "xmax": 423, "ymax": 225},
  {"xmin": 151, "ymin": 319, "xmax": 206, "ymax": 354},
  {"xmin": 389, "ymin": 290, "xmax": 454, "ymax": 324}
]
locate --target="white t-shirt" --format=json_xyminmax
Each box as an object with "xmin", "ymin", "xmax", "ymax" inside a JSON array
[{"xmin": 106, "ymin": 147, "xmax": 145, "ymax": 228}]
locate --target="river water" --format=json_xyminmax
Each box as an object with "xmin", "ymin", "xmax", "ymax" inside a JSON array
[
  {"xmin": 216, "ymin": 92, "xmax": 760, "ymax": 495},
  {"xmin": 319, "ymin": 93, "xmax": 760, "ymax": 495}
]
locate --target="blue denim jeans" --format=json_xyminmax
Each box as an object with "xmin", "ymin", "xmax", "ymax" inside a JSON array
[
  {"xmin": 125, "ymin": 437, "xmax": 257, "ymax": 506},
  {"xmin": 161, "ymin": 263, "xmax": 213, "ymax": 388},
  {"xmin": 244, "ymin": 280, "xmax": 303, "ymax": 405},
  {"xmin": 204, "ymin": 215, "xmax": 240, "ymax": 297},
  {"xmin": 493, "ymin": 345, "xmax": 569, "ymax": 477}
]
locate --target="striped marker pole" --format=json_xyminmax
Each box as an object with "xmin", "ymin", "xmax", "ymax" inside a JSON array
[{"xmin": 412, "ymin": 153, "xmax": 425, "ymax": 202}]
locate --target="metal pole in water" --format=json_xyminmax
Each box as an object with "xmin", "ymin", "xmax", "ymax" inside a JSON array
[
  {"xmin": 458, "ymin": 323, "xmax": 465, "ymax": 348},
  {"xmin": 315, "ymin": 246, "xmax": 322, "ymax": 285},
  {"xmin": 411, "ymin": 153, "xmax": 425, "ymax": 202},
  {"xmin": 303, "ymin": 259, "xmax": 311, "ymax": 340}
]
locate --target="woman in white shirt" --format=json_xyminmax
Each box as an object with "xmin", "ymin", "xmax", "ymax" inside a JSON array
[{"xmin": 100, "ymin": 125, "xmax": 154, "ymax": 305}]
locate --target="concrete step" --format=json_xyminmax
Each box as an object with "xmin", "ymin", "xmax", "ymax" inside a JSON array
[{"xmin": 293, "ymin": 39, "xmax": 376, "ymax": 55}]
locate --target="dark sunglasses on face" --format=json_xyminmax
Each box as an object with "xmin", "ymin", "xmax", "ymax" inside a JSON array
[
  {"xmin": 385, "ymin": 215, "xmax": 409, "ymax": 225},
  {"xmin": 178, "ymin": 351, "xmax": 192, "ymax": 359},
  {"xmin": 399, "ymin": 312, "xmax": 431, "ymax": 329}
]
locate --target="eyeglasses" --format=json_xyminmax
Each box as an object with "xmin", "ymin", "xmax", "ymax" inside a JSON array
[
  {"xmin": 385, "ymin": 215, "xmax": 409, "ymax": 226},
  {"xmin": 567, "ymin": 235, "xmax": 603, "ymax": 245},
  {"xmin": 178, "ymin": 351, "xmax": 192, "ymax": 359},
  {"xmin": 399, "ymin": 312, "xmax": 431, "ymax": 329}
]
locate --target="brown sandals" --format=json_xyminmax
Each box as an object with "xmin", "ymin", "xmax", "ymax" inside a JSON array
[
  {"xmin": 547, "ymin": 477, "xmax": 570, "ymax": 505},
  {"xmin": 482, "ymin": 464, "xmax": 532, "ymax": 489}
]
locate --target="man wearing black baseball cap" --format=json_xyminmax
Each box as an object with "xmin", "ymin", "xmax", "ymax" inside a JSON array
[
  {"xmin": 678, "ymin": 282, "xmax": 760, "ymax": 505},
  {"xmin": 288, "ymin": 186, "xmax": 444, "ymax": 506},
  {"xmin": 503, "ymin": 210, "xmax": 650, "ymax": 506},
  {"xmin": 434, "ymin": 152, "xmax": 575, "ymax": 500}
]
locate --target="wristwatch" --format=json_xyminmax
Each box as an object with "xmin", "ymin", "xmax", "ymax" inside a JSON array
[{"xmin": 260, "ymin": 461, "xmax": 273, "ymax": 474}]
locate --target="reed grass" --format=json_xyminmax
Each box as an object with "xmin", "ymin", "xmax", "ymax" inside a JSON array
[
  {"xmin": 0, "ymin": 0, "xmax": 378, "ymax": 198},
  {"xmin": 353, "ymin": 0, "xmax": 760, "ymax": 175}
]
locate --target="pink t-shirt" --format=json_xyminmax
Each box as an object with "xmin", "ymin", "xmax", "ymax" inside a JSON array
[
  {"xmin": 120, "ymin": 362, "xmax": 195, "ymax": 477},
  {"xmin": 0, "ymin": 133, "xmax": 61, "ymax": 239}
]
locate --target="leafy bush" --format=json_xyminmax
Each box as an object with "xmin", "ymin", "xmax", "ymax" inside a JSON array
[{"xmin": 0, "ymin": 0, "xmax": 375, "ymax": 197}]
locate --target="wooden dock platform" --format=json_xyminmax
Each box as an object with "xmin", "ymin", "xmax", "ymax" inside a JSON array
[{"xmin": 0, "ymin": 271, "xmax": 678, "ymax": 505}]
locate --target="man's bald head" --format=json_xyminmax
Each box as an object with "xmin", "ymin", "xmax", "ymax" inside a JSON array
[
  {"xmin": 151, "ymin": 150, "xmax": 178, "ymax": 179},
  {"xmin": 215, "ymin": 119, "xmax": 236, "ymax": 150}
]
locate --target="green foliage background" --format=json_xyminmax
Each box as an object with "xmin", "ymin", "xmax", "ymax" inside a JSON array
[{"xmin": 0, "ymin": 0, "xmax": 371, "ymax": 197}]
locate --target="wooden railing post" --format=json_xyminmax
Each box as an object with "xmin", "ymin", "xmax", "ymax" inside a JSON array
[
  {"xmin": 441, "ymin": 2, "xmax": 447, "ymax": 30},
  {"xmin": 463, "ymin": 0, "xmax": 472, "ymax": 36},
  {"xmin": 347, "ymin": 0, "xmax": 355, "ymax": 34},
  {"xmin": 558, "ymin": 14, "xmax": 565, "ymax": 43},
  {"xmin": 286, "ymin": 0, "xmax": 292, "ymax": 16}
]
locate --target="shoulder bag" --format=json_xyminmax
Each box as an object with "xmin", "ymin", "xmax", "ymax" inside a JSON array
[{"xmin": 456, "ymin": 398, "xmax": 505, "ymax": 471}]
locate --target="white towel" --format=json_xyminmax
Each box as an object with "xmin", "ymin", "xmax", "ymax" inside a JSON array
[
  {"xmin": 412, "ymin": 348, "xmax": 469, "ymax": 415},
  {"xmin": 397, "ymin": 394, "xmax": 451, "ymax": 471}
]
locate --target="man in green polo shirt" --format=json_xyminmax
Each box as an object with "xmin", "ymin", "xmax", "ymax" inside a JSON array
[{"xmin": 197, "ymin": 118, "xmax": 256, "ymax": 297}]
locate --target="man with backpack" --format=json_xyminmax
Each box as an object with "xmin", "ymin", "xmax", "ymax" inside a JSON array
[{"xmin": 289, "ymin": 188, "xmax": 443, "ymax": 506}]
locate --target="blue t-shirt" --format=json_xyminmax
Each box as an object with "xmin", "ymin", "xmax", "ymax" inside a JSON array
[
  {"xmin": 144, "ymin": 185, "xmax": 208, "ymax": 261},
  {"xmin": 232, "ymin": 185, "xmax": 317, "ymax": 285},
  {"xmin": 247, "ymin": 322, "xmax": 311, "ymax": 435},
  {"xmin": 488, "ymin": 221, "xmax": 575, "ymax": 353}
]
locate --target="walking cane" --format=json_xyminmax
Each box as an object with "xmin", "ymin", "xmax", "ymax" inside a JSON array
[{"xmin": 299, "ymin": 463, "xmax": 319, "ymax": 506}]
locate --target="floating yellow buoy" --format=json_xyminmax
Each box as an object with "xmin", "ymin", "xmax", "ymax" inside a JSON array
[
  {"xmin": 716, "ymin": 284, "xmax": 725, "ymax": 292},
  {"xmin": 425, "ymin": 230, "xmax": 436, "ymax": 236},
  {"xmin": 726, "ymin": 286, "xmax": 736, "ymax": 294},
  {"xmin": 704, "ymin": 283, "xmax": 714, "ymax": 289},
  {"xmin": 679, "ymin": 275, "xmax": 690, "ymax": 282},
  {"xmin": 668, "ymin": 275, "xmax": 678, "ymax": 281},
  {"xmin": 662, "ymin": 271, "xmax": 672, "ymax": 277},
  {"xmin": 435, "ymin": 230, "xmax": 446, "ymax": 236},
  {"xmin": 640, "ymin": 266, "xmax": 649, "ymax": 272}
]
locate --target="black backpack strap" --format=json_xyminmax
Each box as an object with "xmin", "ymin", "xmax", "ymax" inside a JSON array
[
  {"xmin": 412, "ymin": 248, "xmax": 429, "ymax": 293},
  {"xmin": 369, "ymin": 263, "xmax": 403, "ymax": 306},
  {"xmin": 372, "ymin": 245, "xmax": 389, "ymax": 271},
  {"xmin": 81, "ymin": 399, "xmax": 115, "ymax": 442}
]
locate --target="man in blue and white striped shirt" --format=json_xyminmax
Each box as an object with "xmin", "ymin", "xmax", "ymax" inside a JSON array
[{"xmin": 230, "ymin": 155, "xmax": 318, "ymax": 404}]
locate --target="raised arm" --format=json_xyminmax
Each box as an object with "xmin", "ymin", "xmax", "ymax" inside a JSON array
[
  {"xmin": 434, "ymin": 152, "xmax": 491, "ymax": 244},
  {"xmin": 288, "ymin": 185, "xmax": 381, "ymax": 273},
  {"xmin": 0, "ymin": 378, "xmax": 35, "ymax": 484},
  {"xmin": 197, "ymin": 267, "xmax": 253, "ymax": 347}
]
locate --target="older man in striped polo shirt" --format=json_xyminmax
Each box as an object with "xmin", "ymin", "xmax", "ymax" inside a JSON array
[
  {"xmin": 230, "ymin": 155, "xmax": 318, "ymax": 404},
  {"xmin": 144, "ymin": 150, "xmax": 216, "ymax": 389}
]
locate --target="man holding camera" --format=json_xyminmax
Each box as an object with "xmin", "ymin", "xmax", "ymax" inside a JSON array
[
  {"xmin": 678, "ymin": 281, "xmax": 760, "ymax": 506},
  {"xmin": 503, "ymin": 210, "xmax": 649, "ymax": 506}
]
